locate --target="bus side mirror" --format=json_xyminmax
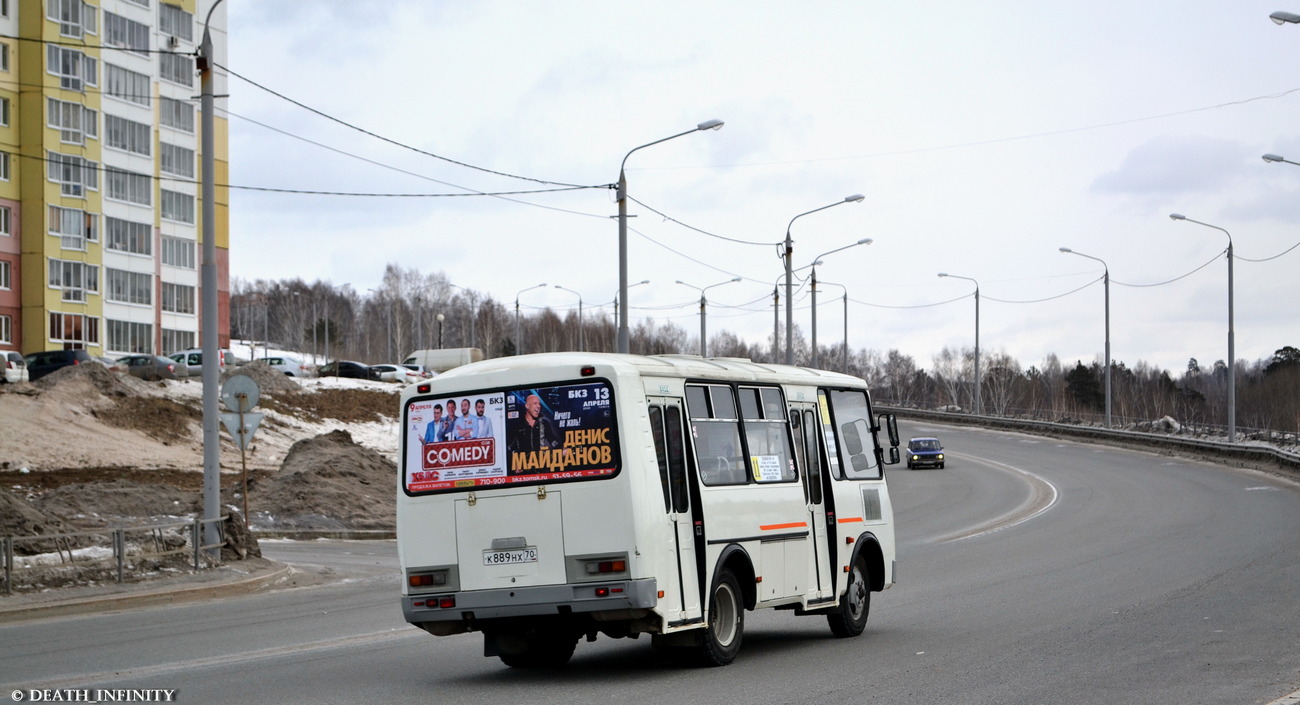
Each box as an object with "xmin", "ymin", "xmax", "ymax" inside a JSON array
[
  {"xmin": 887, "ymin": 447, "xmax": 900, "ymax": 465},
  {"xmin": 879, "ymin": 413, "xmax": 899, "ymax": 447}
]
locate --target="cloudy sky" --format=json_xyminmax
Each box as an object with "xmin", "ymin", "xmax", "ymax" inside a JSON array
[{"xmin": 223, "ymin": 1, "xmax": 1300, "ymax": 374}]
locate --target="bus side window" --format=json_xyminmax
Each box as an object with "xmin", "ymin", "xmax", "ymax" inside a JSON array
[
  {"xmin": 649, "ymin": 405, "xmax": 672, "ymax": 512},
  {"xmin": 802, "ymin": 410, "xmax": 823, "ymax": 504},
  {"xmin": 664, "ymin": 405, "xmax": 690, "ymax": 513},
  {"xmin": 825, "ymin": 389, "xmax": 882, "ymax": 480},
  {"xmin": 687, "ymin": 384, "xmax": 747, "ymax": 486}
]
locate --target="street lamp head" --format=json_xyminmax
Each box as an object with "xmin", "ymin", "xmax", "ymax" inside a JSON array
[
  {"xmin": 674, "ymin": 279, "xmax": 687, "ymax": 285},
  {"xmin": 436, "ymin": 313, "xmax": 445, "ymax": 322},
  {"xmin": 857, "ymin": 238, "xmax": 873, "ymax": 246},
  {"xmin": 1271, "ymin": 10, "xmax": 1300, "ymax": 24},
  {"xmin": 937, "ymin": 272, "xmax": 950, "ymax": 278},
  {"xmin": 1169, "ymin": 213, "xmax": 1186, "ymax": 221},
  {"xmin": 1059, "ymin": 247, "xmax": 1073, "ymax": 253},
  {"xmin": 1263, "ymin": 153, "xmax": 1286, "ymax": 163},
  {"xmin": 696, "ymin": 119, "xmax": 725, "ymax": 131},
  {"xmin": 845, "ymin": 194, "xmax": 865, "ymax": 203},
  {"xmin": 729, "ymin": 277, "xmax": 742, "ymax": 283}
]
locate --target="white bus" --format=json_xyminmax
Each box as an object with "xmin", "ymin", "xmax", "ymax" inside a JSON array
[{"xmin": 397, "ymin": 352, "xmax": 900, "ymax": 667}]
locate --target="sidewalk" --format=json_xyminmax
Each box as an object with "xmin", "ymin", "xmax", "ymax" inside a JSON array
[{"xmin": 0, "ymin": 557, "xmax": 291, "ymax": 623}]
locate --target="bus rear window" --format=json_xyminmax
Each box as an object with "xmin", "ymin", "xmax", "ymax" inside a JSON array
[{"xmin": 403, "ymin": 380, "xmax": 619, "ymax": 494}]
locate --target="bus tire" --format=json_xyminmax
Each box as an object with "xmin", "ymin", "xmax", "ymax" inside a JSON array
[
  {"xmin": 497, "ymin": 632, "xmax": 577, "ymax": 669},
  {"xmin": 827, "ymin": 555, "xmax": 871, "ymax": 638},
  {"xmin": 692, "ymin": 569, "xmax": 744, "ymax": 666}
]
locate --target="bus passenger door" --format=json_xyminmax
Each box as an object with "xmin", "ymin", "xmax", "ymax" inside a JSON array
[
  {"xmin": 790, "ymin": 403, "xmax": 832, "ymax": 601},
  {"xmin": 649, "ymin": 400, "xmax": 703, "ymax": 625}
]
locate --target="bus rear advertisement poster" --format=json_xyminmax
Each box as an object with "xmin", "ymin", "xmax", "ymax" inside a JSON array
[{"xmin": 403, "ymin": 380, "xmax": 619, "ymax": 493}]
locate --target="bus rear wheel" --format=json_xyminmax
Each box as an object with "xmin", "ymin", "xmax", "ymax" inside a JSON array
[
  {"xmin": 827, "ymin": 556, "xmax": 871, "ymax": 637},
  {"xmin": 694, "ymin": 569, "xmax": 744, "ymax": 666}
]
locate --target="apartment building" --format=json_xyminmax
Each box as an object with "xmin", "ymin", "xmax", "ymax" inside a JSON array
[{"xmin": 0, "ymin": 0, "xmax": 229, "ymax": 361}]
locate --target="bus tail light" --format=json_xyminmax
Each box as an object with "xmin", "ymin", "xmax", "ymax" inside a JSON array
[
  {"xmin": 580, "ymin": 365, "xmax": 596, "ymax": 376},
  {"xmin": 417, "ymin": 382, "xmax": 431, "ymax": 394},
  {"xmin": 585, "ymin": 559, "xmax": 627, "ymax": 574},
  {"xmin": 408, "ymin": 571, "xmax": 449, "ymax": 589}
]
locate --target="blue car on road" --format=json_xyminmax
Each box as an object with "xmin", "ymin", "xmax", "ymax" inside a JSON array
[{"xmin": 906, "ymin": 437, "xmax": 945, "ymax": 469}]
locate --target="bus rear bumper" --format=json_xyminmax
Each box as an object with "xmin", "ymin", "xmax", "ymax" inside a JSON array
[{"xmin": 402, "ymin": 578, "xmax": 659, "ymax": 634}]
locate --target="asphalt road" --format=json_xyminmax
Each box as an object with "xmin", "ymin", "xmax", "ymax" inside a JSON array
[{"xmin": 3, "ymin": 422, "xmax": 1299, "ymax": 705}]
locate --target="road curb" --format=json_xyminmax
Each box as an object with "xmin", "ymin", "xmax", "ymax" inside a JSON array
[{"xmin": 0, "ymin": 561, "xmax": 292, "ymax": 623}]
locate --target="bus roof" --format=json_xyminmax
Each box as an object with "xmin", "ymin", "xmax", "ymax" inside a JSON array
[{"xmin": 417, "ymin": 352, "xmax": 866, "ymax": 391}]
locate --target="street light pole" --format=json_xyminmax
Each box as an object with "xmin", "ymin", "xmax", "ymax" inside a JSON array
[
  {"xmin": 1169, "ymin": 213, "xmax": 1235, "ymax": 442},
  {"xmin": 198, "ymin": 0, "xmax": 224, "ymax": 556},
  {"xmin": 514, "ymin": 283, "xmax": 547, "ymax": 356},
  {"xmin": 617, "ymin": 119, "xmax": 723, "ymax": 353},
  {"xmin": 553, "ymin": 285, "xmax": 584, "ymax": 351},
  {"xmin": 676, "ymin": 277, "xmax": 741, "ymax": 357},
  {"xmin": 808, "ymin": 238, "xmax": 871, "ymax": 368},
  {"xmin": 938, "ymin": 273, "xmax": 981, "ymax": 415},
  {"xmin": 1060, "ymin": 247, "xmax": 1111, "ymax": 428},
  {"xmin": 783, "ymin": 194, "xmax": 865, "ymax": 365}
]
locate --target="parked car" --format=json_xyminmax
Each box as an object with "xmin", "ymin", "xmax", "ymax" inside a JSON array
[
  {"xmin": 168, "ymin": 348, "xmax": 239, "ymax": 378},
  {"xmin": 24, "ymin": 349, "xmax": 94, "ymax": 381},
  {"xmin": 2, "ymin": 351, "xmax": 28, "ymax": 383},
  {"xmin": 318, "ymin": 360, "xmax": 377, "ymax": 380},
  {"xmin": 369, "ymin": 363, "xmax": 424, "ymax": 384},
  {"xmin": 91, "ymin": 356, "xmax": 125, "ymax": 374},
  {"xmin": 905, "ymin": 437, "xmax": 945, "ymax": 469},
  {"xmin": 117, "ymin": 354, "xmax": 184, "ymax": 381},
  {"xmin": 400, "ymin": 364, "xmax": 435, "ymax": 379},
  {"xmin": 260, "ymin": 355, "xmax": 311, "ymax": 377}
]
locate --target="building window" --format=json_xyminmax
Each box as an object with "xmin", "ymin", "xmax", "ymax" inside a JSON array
[
  {"xmin": 104, "ymin": 64, "xmax": 150, "ymax": 106},
  {"xmin": 0, "ymin": 152, "xmax": 8, "ymax": 181},
  {"xmin": 104, "ymin": 114, "xmax": 151, "ymax": 156},
  {"xmin": 47, "ymin": 45, "xmax": 97, "ymax": 92},
  {"xmin": 105, "ymin": 216, "xmax": 152, "ymax": 255},
  {"xmin": 0, "ymin": 43, "xmax": 9, "ymax": 73},
  {"xmin": 48, "ymin": 259, "xmax": 99, "ymax": 303},
  {"xmin": 161, "ymin": 282, "xmax": 195, "ymax": 314},
  {"xmin": 159, "ymin": 53, "xmax": 193, "ymax": 87},
  {"xmin": 159, "ymin": 4, "xmax": 193, "ymax": 41},
  {"xmin": 159, "ymin": 97, "xmax": 193, "ymax": 133},
  {"xmin": 49, "ymin": 312, "xmax": 99, "ymax": 346},
  {"xmin": 47, "ymin": 152, "xmax": 99, "ymax": 198},
  {"xmin": 0, "ymin": 206, "xmax": 10, "ymax": 237},
  {"xmin": 162, "ymin": 328, "xmax": 194, "ymax": 353},
  {"xmin": 0, "ymin": 260, "xmax": 10, "ymax": 289},
  {"xmin": 160, "ymin": 190, "xmax": 194, "ymax": 224},
  {"xmin": 123, "ymin": 0, "xmax": 149, "ymax": 8},
  {"xmin": 49, "ymin": 206, "xmax": 99, "ymax": 251},
  {"xmin": 48, "ymin": 0, "xmax": 97, "ymax": 39},
  {"xmin": 105, "ymin": 167, "xmax": 152, "ymax": 206},
  {"xmin": 106, "ymin": 268, "xmax": 152, "ymax": 305},
  {"xmin": 0, "ymin": 97, "xmax": 9, "ymax": 126},
  {"xmin": 107, "ymin": 319, "xmax": 153, "ymax": 354},
  {"xmin": 160, "ymin": 143, "xmax": 194, "ymax": 178},
  {"xmin": 103, "ymin": 12, "xmax": 149, "ymax": 56},
  {"xmin": 161, "ymin": 235, "xmax": 195, "ymax": 269},
  {"xmin": 0, "ymin": 315, "xmax": 10, "ymax": 345},
  {"xmin": 48, "ymin": 98, "xmax": 98, "ymax": 145}
]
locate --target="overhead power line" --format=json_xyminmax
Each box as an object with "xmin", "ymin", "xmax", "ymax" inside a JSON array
[{"xmin": 216, "ymin": 62, "xmax": 598, "ymax": 190}]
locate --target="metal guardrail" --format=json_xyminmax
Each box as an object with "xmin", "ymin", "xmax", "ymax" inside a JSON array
[
  {"xmin": 882, "ymin": 405, "xmax": 1300, "ymax": 474},
  {"xmin": 2, "ymin": 516, "xmax": 229, "ymax": 595}
]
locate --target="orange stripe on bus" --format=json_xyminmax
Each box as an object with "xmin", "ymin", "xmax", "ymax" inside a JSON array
[
  {"xmin": 837, "ymin": 517, "xmax": 864, "ymax": 523},
  {"xmin": 759, "ymin": 522, "xmax": 808, "ymax": 531}
]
